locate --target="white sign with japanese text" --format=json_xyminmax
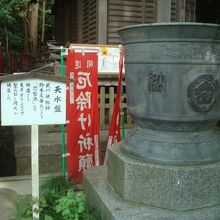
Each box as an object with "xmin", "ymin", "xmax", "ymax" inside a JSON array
[
  {"xmin": 70, "ymin": 44, "xmax": 122, "ymax": 73},
  {"xmin": 1, "ymin": 79, "xmax": 66, "ymax": 125}
]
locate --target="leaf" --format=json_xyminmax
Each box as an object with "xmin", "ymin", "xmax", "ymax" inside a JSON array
[
  {"xmin": 44, "ymin": 215, "xmax": 53, "ymax": 220},
  {"xmin": 33, "ymin": 208, "xmax": 40, "ymax": 214}
]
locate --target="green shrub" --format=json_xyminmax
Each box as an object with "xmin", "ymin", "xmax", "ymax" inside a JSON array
[
  {"xmin": 11, "ymin": 175, "xmax": 101, "ymax": 220},
  {"xmin": 10, "ymin": 195, "xmax": 33, "ymax": 220},
  {"xmin": 40, "ymin": 175, "xmax": 74, "ymax": 219},
  {"xmin": 55, "ymin": 190, "xmax": 85, "ymax": 220}
]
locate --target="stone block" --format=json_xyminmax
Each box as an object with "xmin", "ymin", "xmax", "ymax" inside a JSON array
[
  {"xmin": 0, "ymin": 126, "xmax": 16, "ymax": 176},
  {"xmin": 13, "ymin": 126, "xmax": 110, "ymax": 175},
  {"xmin": 108, "ymin": 142, "xmax": 220, "ymax": 211},
  {"xmin": 15, "ymin": 143, "xmax": 62, "ymax": 175},
  {"xmin": 83, "ymin": 166, "xmax": 220, "ymax": 220}
]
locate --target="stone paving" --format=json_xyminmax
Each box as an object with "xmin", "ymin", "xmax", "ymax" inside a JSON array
[
  {"xmin": 0, "ymin": 174, "xmax": 83, "ymax": 220},
  {"xmin": 0, "ymin": 188, "xmax": 17, "ymax": 220},
  {"xmin": 0, "ymin": 174, "xmax": 52, "ymax": 220}
]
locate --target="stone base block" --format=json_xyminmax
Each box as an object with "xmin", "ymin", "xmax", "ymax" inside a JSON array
[
  {"xmin": 83, "ymin": 166, "xmax": 220, "ymax": 220},
  {"xmin": 15, "ymin": 143, "xmax": 62, "ymax": 175},
  {"xmin": 108, "ymin": 143, "xmax": 220, "ymax": 211}
]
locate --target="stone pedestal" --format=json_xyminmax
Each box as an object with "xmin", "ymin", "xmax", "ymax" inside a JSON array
[
  {"xmin": 83, "ymin": 143, "xmax": 220, "ymax": 220},
  {"xmin": 108, "ymin": 142, "xmax": 220, "ymax": 211}
]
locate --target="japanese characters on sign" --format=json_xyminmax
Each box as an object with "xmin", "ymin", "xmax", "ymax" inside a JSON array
[
  {"xmin": 66, "ymin": 50, "xmax": 100, "ymax": 183},
  {"xmin": 1, "ymin": 79, "xmax": 66, "ymax": 125}
]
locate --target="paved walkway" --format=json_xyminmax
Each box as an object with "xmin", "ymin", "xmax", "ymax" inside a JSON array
[
  {"xmin": 0, "ymin": 174, "xmax": 82, "ymax": 219},
  {"xmin": 0, "ymin": 188, "xmax": 17, "ymax": 220},
  {"xmin": 0, "ymin": 174, "xmax": 52, "ymax": 220}
]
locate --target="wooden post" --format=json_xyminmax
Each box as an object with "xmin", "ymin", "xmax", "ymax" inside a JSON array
[
  {"xmin": 77, "ymin": 0, "xmax": 83, "ymax": 43},
  {"xmin": 23, "ymin": 6, "xmax": 29, "ymax": 53},
  {"xmin": 142, "ymin": 0, "xmax": 146, "ymax": 23},
  {"xmin": 31, "ymin": 125, "xmax": 39, "ymax": 220},
  {"xmin": 41, "ymin": 0, "xmax": 46, "ymax": 43},
  {"xmin": 97, "ymin": 0, "xmax": 108, "ymax": 44},
  {"xmin": 109, "ymin": 87, "xmax": 115, "ymax": 123},
  {"xmin": 176, "ymin": 0, "xmax": 186, "ymax": 22},
  {"xmin": 30, "ymin": 3, "xmax": 39, "ymax": 56},
  {"xmin": 156, "ymin": 0, "xmax": 171, "ymax": 22},
  {"xmin": 100, "ymin": 86, "xmax": 106, "ymax": 127}
]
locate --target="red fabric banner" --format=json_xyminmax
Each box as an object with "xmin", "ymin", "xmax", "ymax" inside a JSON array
[
  {"xmin": 104, "ymin": 48, "xmax": 124, "ymax": 164},
  {"xmin": 66, "ymin": 50, "xmax": 101, "ymax": 183}
]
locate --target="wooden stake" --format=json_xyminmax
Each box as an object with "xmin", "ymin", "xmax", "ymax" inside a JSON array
[
  {"xmin": 31, "ymin": 125, "xmax": 39, "ymax": 220},
  {"xmin": 41, "ymin": 0, "xmax": 46, "ymax": 43},
  {"xmin": 30, "ymin": 3, "xmax": 39, "ymax": 56},
  {"xmin": 156, "ymin": 0, "xmax": 171, "ymax": 22}
]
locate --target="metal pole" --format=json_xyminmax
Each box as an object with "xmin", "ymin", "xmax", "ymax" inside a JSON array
[
  {"xmin": 120, "ymin": 48, "xmax": 125, "ymax": 138},
  {"xmin": 31, "ymin": 125, "xmax": 39, "ymax": 220},
  {"xmin": 60, "ymin": 46, "xmax": 66, "ymax": 176},
  {"xmin": 121, "ymin": 83, "xmax": 125, "ymax": 139}
]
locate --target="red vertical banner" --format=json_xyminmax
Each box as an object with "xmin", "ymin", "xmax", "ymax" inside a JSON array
[
  {"xmin": 104, "ymin": 48, "xmax": 124, "ymax": 164},
  {"xmin": 66, "ymin": 50, "xmax": 101, "ymax": 183}
]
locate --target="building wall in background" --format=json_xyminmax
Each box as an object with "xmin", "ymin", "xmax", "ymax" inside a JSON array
[{"xmin": 53, "ymin": 0, "xmax": 196, "ymax": 46}]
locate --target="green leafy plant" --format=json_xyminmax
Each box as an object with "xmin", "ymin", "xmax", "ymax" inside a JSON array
[
  {"xmin": 55, "ymin": 190, "xmax": 85, "ymax": 220},
  {"xmin": 39, "ymin": 175, "xmax": 74, "ymax": 219},
  {"xmin": 10, "ymin": 195, "xmax": 33, "ymax": 220},
  {"xmin": 11, "ymin": 175, "xmax": 101, "ymax": 220},
  {"xmin": 81, "ymin": 207, "xmax": 102, "ymax": 220}
]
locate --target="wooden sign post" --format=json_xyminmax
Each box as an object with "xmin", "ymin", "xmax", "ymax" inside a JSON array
[{"xmin": 0, "ymin": 73, "xmax": 68, "ymax": 220}]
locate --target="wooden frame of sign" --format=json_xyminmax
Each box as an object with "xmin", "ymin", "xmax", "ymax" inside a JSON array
[{"xmin": 0, "ymin": 73, "xmax": 71, "ymax": 220}]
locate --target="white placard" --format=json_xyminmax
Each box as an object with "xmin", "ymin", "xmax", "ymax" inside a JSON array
[
  {"xmin": 1, "ymin": 79, "xmax": 66, "ymax": 125},
  {"xmin": 98, "ymin": 47, "xmax": 121, "ymax": 73},
  {"xmin": 70, "ymin": 45, "xmax": 122, "ymax": 73}
]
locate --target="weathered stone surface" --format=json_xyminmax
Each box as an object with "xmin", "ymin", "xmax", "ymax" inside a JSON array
[
  {"xmin": 119, "ymin": 23, "xmax": 220, "ymax": 165},
  {"xmin": 14, "ymin": 126, "xmax": 63, "ymax": 175},
  {"xmin": 83, "ymin": 166, "xmax": 220, "ymax": 220},
  {"xmin": 13, "ymin": 126, "xmax": 109, "ymax": 175},
  {"xmin": 124, "ymin": 126, "xmax": 220, "ymax": 165},
  {"xmin": 0, "ymin": 126, "xmax": 16, "ymax": 176},
  {"xmin": 16, "ymin": 154, "xmax": 62, "ymax": 175},
  {"xmin": 0, "ymin": 188, "xmax": 17, "ymax": 220},
  {"xmin": 108, "ymin": 143, "xmax": 220, "ymax": 211}
]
